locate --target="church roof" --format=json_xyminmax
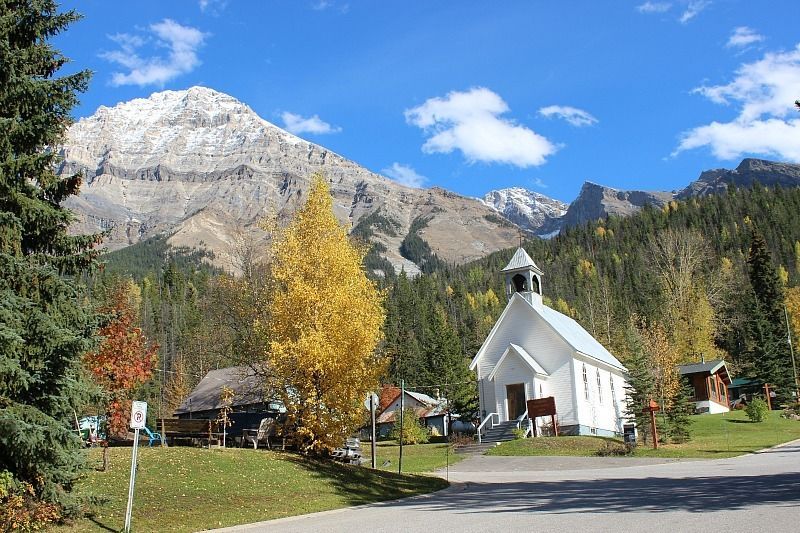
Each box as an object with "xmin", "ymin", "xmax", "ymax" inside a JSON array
[
  {"xmin": 533, "ymin": 300, "xmax": 625, "ymax": 371},
  {"xmin": 471, "ymin": 293, "xmax": 626, "ymax": 372},
  {"xmin": 501, "ymin": 247, "xmax": 542, "ymax": 273}
]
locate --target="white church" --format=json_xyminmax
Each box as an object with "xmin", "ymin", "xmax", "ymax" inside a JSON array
[{"xmin": 470, "ymin": 248, "xmax": 629, "ymax": 437}]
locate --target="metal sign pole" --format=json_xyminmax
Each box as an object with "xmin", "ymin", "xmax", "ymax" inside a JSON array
[
  {"xmin": 398, "ymin": 379, "xmax": 404, "ymax": 474},
  {"xmin": 124, "ymin": 428, "xmax": 139, "ymax": 533},
  {"xmin": 370, "ymin": 394, "xmax": 377, "ymax": 469}
]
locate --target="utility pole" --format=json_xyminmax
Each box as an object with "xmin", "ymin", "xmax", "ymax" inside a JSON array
[
  {"xmin": 785, "ymin": 305, "xmax": 799, "ymax": 399},
  {"xmin": 398, "ymin": 379, "xmax": 404, "ymax": 474}
]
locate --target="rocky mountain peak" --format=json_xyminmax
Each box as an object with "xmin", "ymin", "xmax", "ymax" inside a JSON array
[
  {"xmin": 61, "ymin": 87, "xmax": 520, "ymax": 274},
  {"xmin": 480, "ymin": 187, "xmax": 567, "ymax": 236}
]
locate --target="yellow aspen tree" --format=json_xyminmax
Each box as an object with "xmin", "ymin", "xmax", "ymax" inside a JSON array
[{"xmin": 265, "ymin": 175, "xmax": 386, "ymax": 453}]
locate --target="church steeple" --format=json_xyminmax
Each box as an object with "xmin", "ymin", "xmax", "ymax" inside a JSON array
[{"xmin": 501, "ymin": 247, "xmax": 543, "ymax": 307}]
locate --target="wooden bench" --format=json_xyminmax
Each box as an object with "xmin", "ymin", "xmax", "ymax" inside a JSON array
[{"xmin": 157, "ymin": 418, "xmax": 221, "ymax": 447}]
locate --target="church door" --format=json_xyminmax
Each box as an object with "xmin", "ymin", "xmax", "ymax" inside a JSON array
[{"xmin": 506, "ymin": 383, "xmax": 526, "ymax": 420}]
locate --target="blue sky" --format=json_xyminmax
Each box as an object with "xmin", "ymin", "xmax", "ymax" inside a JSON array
[{"xmin": 56, "ymin": 1, "xmax": 800, "ymax": 202}]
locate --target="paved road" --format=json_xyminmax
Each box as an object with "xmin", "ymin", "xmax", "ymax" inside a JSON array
[{"xmin": 215, "ymin": 442, "xmax": 800, "ymax": 533}]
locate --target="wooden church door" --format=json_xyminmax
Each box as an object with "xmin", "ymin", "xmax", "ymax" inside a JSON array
[{"xmin": 506, "ymin": 383, "xmax": 526, "ymax": 420}]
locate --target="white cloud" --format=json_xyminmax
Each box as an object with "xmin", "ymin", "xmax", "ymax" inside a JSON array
[
  {"xmin": 726, "ymin": 26, "xmax": 764, "ymax": 48},
  {"xmin": 679, "ymin": 0, "xmax": 711, "ymax": 24},
  {"xmin": 280, "ymin": 112, "xmax": 342, "ymax": 135},
  {"xmin": 312, "ymin": 0, "xmax": 349, "ymax": 12},
  {"xmin": 101, "ymin": 19, "xmax": 207, "ymax": 87},
  {"xmin": 636, "ymin": 2, "xmax": 672, "ymax": 13},
  {"xmin": 532, "ymin": 177, "xmax": 548, "ymax": 189},
  {"xmin": 674, "ymin": 43, "xmax": 800, "ymax": 162},
  {"xmin": 538, "ymin": 105, "xmax": 598, "ymax": 127},
  {"xmin": 382, "ymin": 163, "xmax": 427, "ymax": 188},
  {"xmin": 404, "ymin": 87, "xmax": 558, "ymax": 167}
]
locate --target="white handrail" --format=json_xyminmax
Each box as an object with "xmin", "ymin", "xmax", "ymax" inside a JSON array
[
  {"xmin": 476, "ymin": 412, "xmax": 499, "ymax": 444},
  {"xmin": 515, "ymin": 410, "xmax": 532, "ymax": 438}
]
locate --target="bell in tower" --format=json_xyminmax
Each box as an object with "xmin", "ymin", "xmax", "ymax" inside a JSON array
[{"xmin": 501, "ymin": 247, "xmax": 543, "ymax": 307}]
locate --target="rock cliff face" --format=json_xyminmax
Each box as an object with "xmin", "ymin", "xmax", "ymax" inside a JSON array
[
  {"xmin": 61, "ymin": 87, "xmax": 519, "ymax": 273},
  {"xmin": 559, "ymin": 182, "xmax": 673, "ymax": 229},
  {"xmin": 480, "ymin": 188, "xmax": 567, "ymax": 237},
  {"xmin": 677, "ymin": 158, "xmax": 800, "ymax": 198}
]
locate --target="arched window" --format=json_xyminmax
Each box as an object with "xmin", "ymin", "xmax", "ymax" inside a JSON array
[
  {"xmin": 596, "ymin": 369, "xmax": 603, "ymax": 404},
  {"xmin": 610, "ymin": 376, "xmax": 617, "ymax": 406},
  {"xmin": 512, "ymin": 273, "xmax": 527, "ymax": 292},
  {"xmin": 582, "ymin": 364, "xmax": 589, "ymax": 401},
  {"xmin": 531, "ymin": 275, "xmax": 540, "ymax": 295}
]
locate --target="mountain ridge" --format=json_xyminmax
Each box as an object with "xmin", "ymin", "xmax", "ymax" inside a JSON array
[{"xmin": 61, "ymin": 87, "xmax": 520, "ymax": 274}]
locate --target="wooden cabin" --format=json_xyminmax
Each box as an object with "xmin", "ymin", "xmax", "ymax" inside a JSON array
[{"xmin": 678, "ymin": 359, "xmax": 731, "ymax": 414}]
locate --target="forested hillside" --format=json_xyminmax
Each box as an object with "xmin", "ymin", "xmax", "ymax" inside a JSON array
[
  {"xmin": 382, "ymin": 183, "xmax": 800, "ymax": 410},
  {"xmin": 88, "ymin": 183, "xmax": 800, "ymax": 419}
]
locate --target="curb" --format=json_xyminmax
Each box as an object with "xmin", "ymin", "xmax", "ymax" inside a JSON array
[{"xmin": 751, "ymin": 437, "xmax": 800, "ymax": 454}]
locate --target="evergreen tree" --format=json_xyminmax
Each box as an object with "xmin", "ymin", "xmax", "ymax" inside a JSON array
[
  {"xmin": 622, "ymin": 320, "xmax": 656, "ymax": 444},
  {"xmin": 0, "ymin": 0, "xmax": 99, "ymax": 525},
  {"xmin": 746, "ymin": 230, "xmax": 793, "ymax": 400}
]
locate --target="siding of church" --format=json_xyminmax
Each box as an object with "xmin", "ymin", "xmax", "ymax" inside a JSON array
[{"xmin": 475, "ymin": 297, "xmax": 579, "ymax": 426}]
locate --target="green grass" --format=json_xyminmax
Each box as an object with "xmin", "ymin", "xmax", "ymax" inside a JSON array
[
  {"xmin": 632, "ymin": 410, "xmax": 800, "ymax": 458},
  {"xmin": 57, "ymin": 446, "xmax": 447, "ymax": 532},
  {"xmin": 361, "ymin": 441, "xmax": 464, "ymax": 473},
  {"xmin": 486, "ymin": 411, "xmax": 800, "ymax": 459},
  {"xmin": 487, "ymin": 435, "xmax": 623, "ymax": 456}
]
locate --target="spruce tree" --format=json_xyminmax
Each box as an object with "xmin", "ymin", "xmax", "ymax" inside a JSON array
[
  {"xmin": 0, "ymin": 0, "xmax": 100, "ymax": 523},
  {"xmin": 746, "ymin": 230, "xmax": 792, "ymax": 401}
]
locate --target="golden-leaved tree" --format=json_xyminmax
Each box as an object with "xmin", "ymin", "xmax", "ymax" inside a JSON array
[{"xmin": 264, "ymin": 175, "xmax": 386, "ymax": 453}]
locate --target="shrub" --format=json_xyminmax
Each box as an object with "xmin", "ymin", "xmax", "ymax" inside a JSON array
[
  {"xmin": 388, "ymin": 409, "xmax": 430, "ymax": 444},
  {"xmin": 0, "ymin": 471, "xmax": 61, "ymax": 532},
  {"xmin": 595, "ymin": 441, "xmax": 630, "ymax": 457},
  {"xmin": 745, "ymin": 398, "xmax": 769, "ymax": 422},
  {"xmin": 511, "ymin": 427, "xmax": 528, "ymax": 440}
]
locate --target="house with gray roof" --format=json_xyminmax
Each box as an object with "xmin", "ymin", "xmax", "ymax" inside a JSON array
[
  {"xmin": 470, "ymin": 247, "xmax": 629, "ymax": 438},
  {"xmin": 678, "ymin": 359, "xmax": 731, "ymax": 414}
]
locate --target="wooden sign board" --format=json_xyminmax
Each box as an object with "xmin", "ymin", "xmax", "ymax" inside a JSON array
[{"xmin": 527, "ymin": 397, "xmax": 556, "ymax": 418}]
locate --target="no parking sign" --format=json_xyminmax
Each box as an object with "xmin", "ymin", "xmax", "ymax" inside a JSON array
[{"xmin": 130, "ymin": 401, "xmax": 147, "ymax": 429}]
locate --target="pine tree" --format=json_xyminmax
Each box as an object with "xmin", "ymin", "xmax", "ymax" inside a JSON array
[
  {"xmin": 746, "ymin": 230, "xmax": 793, "ymax": 401},
  {"xmin": 0, "ymin": 0, "xmax": 100, "ymax": 525},
  {"xmin": 265, "ymin": 175, "xmax": 386, "ymax": 453}
]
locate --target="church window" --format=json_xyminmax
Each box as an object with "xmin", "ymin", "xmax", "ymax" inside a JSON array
[
  {"xmin": 582, "ymin": 364, "xmax": 589, "ymax": 401},
  {"xmin": 512, "ymin": 273, "xmax": 527, "ymax": 292},
  {"xmin": 539, "ymin": 384, "xmax": 543, "ymax": 398},
  {"xmin": 596, "ymin": 369, "xmax": 603, "ymax": 404},
  {"xmin": 610, "ymin": 376, "xmax": 617, "ymax": 406},
  {"xmin": 531, "ymin": 275, "xmax": 540, "ymax": 295}
]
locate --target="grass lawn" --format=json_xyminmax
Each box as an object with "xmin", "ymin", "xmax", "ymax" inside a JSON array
[
  {"xmin": 361, "ymin": 441, "xmax": 464, "ymax": 473},
  {"xmin": 57, "ymin": 446, "xmax": 447, "ymax": 532},
  {"xmin": 487, "ymin": 435, "xmax": 622, "ymax": 456},
  {"xmin": 486, "ymin": 410, "xmax": 800, "ymax": 459},
  {"xmin": 633, "ymin": 409, "xmax": 800, "ymax": 458}
]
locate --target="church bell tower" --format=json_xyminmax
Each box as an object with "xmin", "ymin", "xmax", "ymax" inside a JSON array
[{"xmin": 501, "ymin": 247, "xmax": 544, "ymax": 308}]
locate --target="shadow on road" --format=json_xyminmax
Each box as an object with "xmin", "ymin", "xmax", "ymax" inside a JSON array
[{"xmin": 389, "ymin": 471, "xmax": 800, "ymax": 515}]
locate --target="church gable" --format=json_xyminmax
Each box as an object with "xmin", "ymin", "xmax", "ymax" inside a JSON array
[{"xmin": 470, "ymin": 295, "xmax": 572, "ymax": 381}]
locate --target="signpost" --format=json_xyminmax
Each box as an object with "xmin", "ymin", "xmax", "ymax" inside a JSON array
[
  {"xmin": 642, "ymin": 399, "xmax": 660, "ymax": 450},
  {"xmin": 124, "ymin": 401, "xmax": 147, "ymax": 533},
  {"xmin": 364, "ymin": 393, "xmax": 379, "ymax": 469},
  {"xmin": 526, "ymin": 396, "xmax": 558, "ymax": 437}
]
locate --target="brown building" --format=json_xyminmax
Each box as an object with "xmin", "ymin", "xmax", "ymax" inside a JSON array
[{"xmin": 678, "ymin": 359, "xmax": 731, "ymax": 414}]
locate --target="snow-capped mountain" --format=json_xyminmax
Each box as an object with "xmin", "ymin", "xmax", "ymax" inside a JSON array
[
  {"xmin": 481, "ymin": 187, "xmax": 568, "ymax": 236},
  {"xmin": 60, "ymin": 87, "xmax": 521, "ymax": 274}
]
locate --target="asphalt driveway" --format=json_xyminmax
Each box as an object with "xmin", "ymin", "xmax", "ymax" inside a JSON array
[{"xmin": 214, "ymin": 441, "xmax": 800, "ymax": 533}]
